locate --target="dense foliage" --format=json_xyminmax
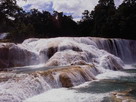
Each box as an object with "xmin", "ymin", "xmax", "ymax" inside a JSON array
[
  {"xmin": 79, "ymin": 0, "xmax": 136, "ymax": 39},
  {"xmin": 0, "ymin": 0, "xmax": 136, "ymax": 42}
]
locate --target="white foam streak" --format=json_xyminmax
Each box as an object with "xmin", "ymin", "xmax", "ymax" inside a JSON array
[
  {"xmin": 0, "ymin": 73, "xmax": 54, "ymax": 102},
  {"xmin": 96, "ymin": 71, "xmax": 131, "ymax": 80},
  {"xmin": 1, "ymin": 37, "xmax": 136, "ymax": 102},
  {"xmin": 24, "ymin": 88, "xmax": 109, "ymax": 102},
  {"xmin": 2, "ymin": 37, "xmax": 134, "ymax": 69}
]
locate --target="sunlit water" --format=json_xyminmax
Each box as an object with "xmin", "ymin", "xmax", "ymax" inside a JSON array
[
  {"xmin": 1, "ymin": 37, "xmax": 136, "ymax": 102},
  {"xmin": 24, "ymin": 65, "xmax": 136, "ymax": 102}
]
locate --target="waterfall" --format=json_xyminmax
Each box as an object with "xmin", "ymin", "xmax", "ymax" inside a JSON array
[
  {"xmin": 0, "ymin": 37, "xmax": 136, "ymax": 102},
  {"xmin": 1, "ymin": 37, "xmax": 135, "ymax": 68},
  {"xmin": 92, "ymin": 38, "xmax": 136, "ymax": 63},
  {"xmin": 22, "ymin": 37, "xmax": 136, "ymax": 64},
  {"xmin": 0, "ymin": 65, "xmax": 99, "ymax": 101}
]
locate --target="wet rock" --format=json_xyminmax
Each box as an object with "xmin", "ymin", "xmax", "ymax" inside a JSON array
[
  {"xmin": 40, "ymin": 47, "xmax": 58, "ymax": 59},
  {"xmin": 0, "ymin": 60, "xmax": 8, "ymax": 70},
  {"xmin": 0, "ymin": 43, "xmax": 14, "ymax": 69},
  {"xmin": 100, "ymin": 55, "xmax": 123, "ymax": 71},
  {"xmin": 59, "ymin": 45, "xmax": 82, "ymax": 52},
  {"xmin": 32, "ymin": 65, "xmax": 97, "ymax": 88},
  {"xmin": 107, "ymin": 56, "xmax": 123, "ymax": 70},
  {"xmin": 0, "ymin": 43, "xmax": 40, "ymax": 69},
  {"xmin": 9, "ymin": 45, "xmax": 39, "ymax": 67},
  {"xmin": 71, "ymin": 60, "xmax": 88, "ymax": 65},
  {"xmin": 45, "ymin": 59, "xmax": 59, "ymax": 66},
  {"xmin": 47, "ymin": 47, "xmax": 58, "ymax": 58},
  {"xmin": 111, "ymin": 89, "xmax": 136, "ymax": 102},
  {"xmin": 59, "ymin": 73, "xmax": 73, "ymax": 88}
]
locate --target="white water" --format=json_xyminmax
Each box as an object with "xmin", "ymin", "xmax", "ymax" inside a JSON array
[
  {"xmin": 24, "ymin": 88, "xmax": 109, "ymax": 102},
  {"xmin": 0, "ymin": 73, "xmax": 53, "ymax": 102},
  {"xmin": 0, "ymin": 65, "xmax": 99, "ymax": 102},
  {"xmin": 16, "ymin": 37, "xmax": 125, "ymax": 69},
  {"xmin": 24, "ymin": 65, "xmax": 136, "ymax": 102},
  {"xmin": 92, "ymin": 38, "xmax": 136, "ymax": 63},
  {"xmin": 1, "ymin": 37, "xmax": 135, "ymax": 68},
  {"xmin": 0, "ymin": 33, "xmax": 8, "ymax": 40},
  {"xmin": 0, "ymin": 37, "xmax": 136, "ymax": 102}
]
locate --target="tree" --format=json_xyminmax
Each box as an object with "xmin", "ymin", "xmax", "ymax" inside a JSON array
[
  {"xmin": 49, "ymin": 11, "xmax": 78, "ymax": 37},
  {"xmin": 116, "ymin": 0, "xmax": 136, "ymax": 39},
  {"xmin": 123, "ymin": 0, "xmax": 136, "ymax": 4},
  {"xmin": 82, "ymin": 10, "xmax": 90, "ymax": 21},
  {"xmin": 78, "ymin": 10, "xmax": 94, "ymax": 36},
  {"xmin": 0, "ymin": 0, "xmax": 21, "ymax": 32},
  {"xmin": 0, "ymin": 0, "xmax": 20, "ymax": 17},
  {"xmin": 98, "ymin": 0, "xmax": 115, "ymax": 6},
  {"xmin": 91, "ymin": 0, "xmax": 116, "ymax": 37}
]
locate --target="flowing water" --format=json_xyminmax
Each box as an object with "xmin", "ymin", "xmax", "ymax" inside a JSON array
[
  {"xmin": 0, "ymin": 33, "xmax": 8, "ymax": 40},
  {"xmin": 23, "ymin": 65, "xmax": 136, "ymax": 102},
  {"xmin": 0, "ymin": 37, "xmax": 136, "ymax": 102}
]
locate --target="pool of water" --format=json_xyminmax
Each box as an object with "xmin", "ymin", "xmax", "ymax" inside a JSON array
[{"xmin": 25, "ymin": 65, "xmax": 136, "ymax": 102}]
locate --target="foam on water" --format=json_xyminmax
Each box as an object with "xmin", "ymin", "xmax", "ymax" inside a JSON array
[
  {"xmin": 96, "ymin": 70, "xmax": 131, "ymax": 80},
  {"xmin": 92, "ymin": 38, "xmax": 136, "ymax": 63},
  {"xmin": 96, "ymin": 64, "xmax": 136, "ymax": 80},
  {"xmin": 24, "ymin": 64, "xmax": 136, "ymax": 102},
  {"xmin": 0, "ymin": 37, "xmax": 136, "ymax": 102},
  {"xmin": 1, "ymin": 37, "xmax": 134, "ymax": 69},
  {"xmin": 21, "ymin": 37, "xmax": 125, "ymax": 68},
  {"xmin": 0, "ymin": 73, "xmax": 53, "ymax": 102},
  {"xmin": 0, "ymin": 65, "xmax": 99, "ymax": 102},
  {"xmin": 24, "ymin": 88, "xmax": 109, "ymax": 102},
  {"xmin": 24, "ymin": 70, "xmax": 131, "ymax": 102}
]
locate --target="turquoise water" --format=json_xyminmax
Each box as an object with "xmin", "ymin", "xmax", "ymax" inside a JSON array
[
  {"xmin": 73, "ymin": 68, "xmax": 136, "ymax": 101},
  {"xmin": 25, "ymin": 66, "xmax": 136, "ymax": 102},
  {"xmin": 76, "ymin": 69, "xmax": 136, "ymax": 93}
]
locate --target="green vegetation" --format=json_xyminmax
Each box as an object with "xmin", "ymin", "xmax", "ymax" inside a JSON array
[
  {"xmin": 0, "ymin": 0, "xmax": 136, "ymax": 42},
  {"xmin": 79, "ymin": 0, "xmax": 136, "ymax": 39}
]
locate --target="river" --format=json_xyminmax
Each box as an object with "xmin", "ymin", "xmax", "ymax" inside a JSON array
[
  {"xmin": 24, "ymin": 65, "xmax": 136, "ymax": 102},
  {"xmin": 0, "ymin": 37, "xmax": 136, "ymax": 102}
]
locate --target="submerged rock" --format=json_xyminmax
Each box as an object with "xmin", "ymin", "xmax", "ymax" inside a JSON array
[
  {"xmin": 111, "ymin": 89, "xmax": 136, "ymax": 102},
  {"xmin": 0, "ymin": 65, "xmax": 99, "ymax": 101},
  {"xmin": 0, "ymin": 37, "xmax": 136, "ymax": 102},
  {"xmin": 33, "ymin": 65, "xmax": 98, "ymax": 88},
  {"xmin": 59, "ymin": 73, "xmax": 73, "ymax": 87}
]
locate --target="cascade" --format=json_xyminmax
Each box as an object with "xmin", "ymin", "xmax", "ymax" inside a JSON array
[
  {"xmin": 0, "ymin": 65, "xmax": 98, "ymax": 101},
  {"xmin": 92, "ymin": 38, "xmax": 136, "ymax": 63},
  {"xmin": 0, "ymin": 37, "xmax": 128, "ymax": 68},
  {"xmin": 0, "ymin": 37, "xmax": 136, "ymax": 101}
]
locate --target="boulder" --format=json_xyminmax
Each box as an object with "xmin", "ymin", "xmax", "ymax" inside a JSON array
[
  {"xmin": 0, "ymin": 43, "xmax": 40, "ymax": 69},
  {"xmin": 0, "ymin": 43, "xmax": 14, "ymax": 69},
  {"xmin": 59, "ymin": 73, "xmax": 73, "ymax": 88}
]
